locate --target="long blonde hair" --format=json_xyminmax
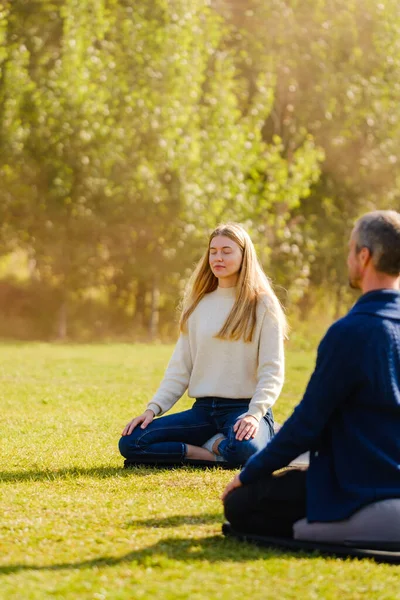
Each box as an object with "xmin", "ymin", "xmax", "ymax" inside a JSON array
[{"xmin": 179, "ymin": 223, "xmax": 288, "ymax": 342}]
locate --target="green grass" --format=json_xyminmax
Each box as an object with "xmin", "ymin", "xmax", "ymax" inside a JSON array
[{"xmin": 0, "ymin": 342, "xmax": 398, "ymax": 599}]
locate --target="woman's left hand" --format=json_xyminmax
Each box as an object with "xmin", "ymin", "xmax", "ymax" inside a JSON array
[{"xmin": 233, "ymin": 414, "xmax": 259, "ymax": 440}]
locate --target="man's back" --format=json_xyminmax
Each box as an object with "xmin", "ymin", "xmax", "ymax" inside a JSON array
[
  {"xmin": 223, "ymin": 210, "xmax": 400, "ymax": 540},
  {"xmin": 238, "ymin": 289, "xmax": 400, "ymax": 521},
  {"xmin": 307, "ymin": 289, "xmax": 400, "ymax": 520}
]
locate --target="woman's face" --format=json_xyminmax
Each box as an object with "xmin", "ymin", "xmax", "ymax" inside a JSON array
[{"xmin": 209, "ymin": 235, "xmax": 243, "ymax": 287}]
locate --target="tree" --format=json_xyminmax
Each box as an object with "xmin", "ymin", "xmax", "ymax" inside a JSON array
[
  {"xmin": 0, "ymin": 0, "xmax": 325, "ymax": 339},
  {"xmin": 216, "ymin": 0, "xmax": 400, "ymax": 314}
]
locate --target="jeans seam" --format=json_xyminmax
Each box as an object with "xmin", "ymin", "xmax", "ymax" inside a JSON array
[
  {"xmin": 135, "ymin": 423, "xmax": 213, "ymax": 446},
  {"xmin": 135, "ymin": 448, "xmax": 185, "ymax": 456}
]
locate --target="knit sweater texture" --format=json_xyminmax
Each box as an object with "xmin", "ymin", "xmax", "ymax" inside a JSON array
[
  {"xmin": 240, "ymin": 289, "xmax": 400, "ymax": 522},
  {"xmin": 147, "ymin": 286, "xmax": 284, "ymax": 422}
]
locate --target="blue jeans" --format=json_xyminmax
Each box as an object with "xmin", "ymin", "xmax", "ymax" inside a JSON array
[{"xmin": 119, "ymin": 397, "xmax": 274, "ymax": 467}]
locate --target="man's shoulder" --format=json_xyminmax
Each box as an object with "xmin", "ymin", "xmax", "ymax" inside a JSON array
[
  {"xmin": 321, "ymin": 307, "xmax": 393, "ymax": 354},
  {"xmin": 320, "ymin": 313, "xmax": 368, "ymax": 350},
  {"xmin": 325, "ymin": 313, "xmax": 355, "ymax": 336}
]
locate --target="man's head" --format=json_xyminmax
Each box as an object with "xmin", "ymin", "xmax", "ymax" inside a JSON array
[{"xmin": 347, "ymin": 210, "xmax": 400, "ymax": 290}]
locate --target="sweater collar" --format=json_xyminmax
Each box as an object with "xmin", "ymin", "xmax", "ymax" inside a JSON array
[
  {"xmin": 350, "ymin": 289, "xmax": 400, "ymax": 320},
  {"xmin": 214, "ymin": 285, "xmax": 237, "ymax": 298}
]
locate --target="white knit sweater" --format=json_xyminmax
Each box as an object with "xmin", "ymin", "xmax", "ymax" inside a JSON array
[{"xmin": 147, "ymin": 286, "xmax": 285, "ymax": 422}]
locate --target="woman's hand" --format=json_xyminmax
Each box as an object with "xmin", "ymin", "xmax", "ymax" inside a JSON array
[
  {"xmin": 121, "ymin": 409, "xmax": 155, "ymax": 436},
  {"xmin": 221, "ymin": 473, "xmax": 243, "ymax": 501},
  {"xmin": 233, "ymin": 414, "xmax": 259, "ymax": 440}
]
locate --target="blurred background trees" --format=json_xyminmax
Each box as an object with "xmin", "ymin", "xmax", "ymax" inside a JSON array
[{"xmin": 0, "ymin": 0, "xmax": 398, "ymax": 340}]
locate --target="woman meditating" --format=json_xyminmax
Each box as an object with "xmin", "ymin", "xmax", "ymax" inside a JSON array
[{"xmin": 119, "ymin": 222, "xmax": 287, "ymax": 467}]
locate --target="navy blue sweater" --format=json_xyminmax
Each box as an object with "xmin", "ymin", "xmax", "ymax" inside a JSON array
[{"xmin": 240, "ymin": 289, "xmax": 400, "ymax": 522}]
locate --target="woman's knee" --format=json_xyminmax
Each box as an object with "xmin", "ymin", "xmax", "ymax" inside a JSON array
[
  {"xmin": 118, "ymin": 434, "xmax": 131, "ymax": 458},
  {"xmin": 220, "ymin": 418, "xmax": 272, "ymax": 466},
  {"xmin": 220, "ymin": 436, "xmax": 260, "ymax": 466},
  {"xmin": 118, "ymin": 429, "xmax": 144, "ymax": 458}
]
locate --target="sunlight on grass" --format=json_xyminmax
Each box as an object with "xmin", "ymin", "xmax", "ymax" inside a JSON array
[{"xmin": 0, "ymin": 343, "xmax": 398, "ymax": 599}]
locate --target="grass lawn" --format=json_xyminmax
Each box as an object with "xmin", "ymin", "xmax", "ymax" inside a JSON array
[{"xmin": 0, "ymin": 341, "xmax": 398, "ymax": 599}]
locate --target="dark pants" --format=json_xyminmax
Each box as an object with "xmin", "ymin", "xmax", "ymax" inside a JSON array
[{"xmin": 224, "ymin": 468, "xmax": 307, "ymax": 538}]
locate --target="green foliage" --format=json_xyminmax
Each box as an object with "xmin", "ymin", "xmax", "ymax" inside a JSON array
[
  {"xmin": 222, "ymin": 0, "xmax": 400, "ymax": 307},
  {"xmin": 1, "ymin": 1, "xmax": 400, "ymax": 336},
  {"xmin": 0, "ymin": 0, "xmax": 324, "ymax": 336}
]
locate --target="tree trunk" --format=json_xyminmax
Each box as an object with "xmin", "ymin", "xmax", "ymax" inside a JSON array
[
  {"xmin": 149, "ymin": 278, "xmax": 160, "ymax": 341},
  {"xmin": 134, "ymin": 279, "xmax": 146, "ymax": 327},
  {"xmin": 57, "ymin": 298, "xmax": 68, "ymax": 340}
]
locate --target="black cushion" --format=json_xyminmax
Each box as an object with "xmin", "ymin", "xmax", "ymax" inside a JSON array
[
  {"xmin": 124, "ymin": 458, "xmax": 238, "ymax": 470},
  {"xmin": 222, "ymin": 523, "xmax": 400, "ymax": 564}
]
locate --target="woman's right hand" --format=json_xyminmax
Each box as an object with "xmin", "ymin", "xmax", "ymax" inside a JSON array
[{"xmin": 121, "ymin": 409, "xmax": 155, "ymax": 436}]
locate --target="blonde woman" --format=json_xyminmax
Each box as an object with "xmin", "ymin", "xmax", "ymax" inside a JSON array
[{"xmin": 119, "ymin": 223, "xmax": 287, "ymax": 467}]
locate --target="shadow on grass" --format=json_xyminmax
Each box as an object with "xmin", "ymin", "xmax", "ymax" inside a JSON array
[
  {"xmin": 0, "ymin": 464, "xmax": 211, "ymax": 483},
  {"xmin": 0, "ymin": 534, "xmax": 292, "ymax": 575},
  {"xmin": 126, "ymin": 513, "xmax": 222, "ymax": 528}
]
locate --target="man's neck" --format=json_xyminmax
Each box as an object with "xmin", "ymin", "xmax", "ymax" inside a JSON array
[{"xmin": 361, "ymin": 273, "xmax": 400, "ymax": 294}]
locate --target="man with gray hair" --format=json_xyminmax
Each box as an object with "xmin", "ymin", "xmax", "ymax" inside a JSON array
[{"xmin": 223, "ymin": 210, "xmax": 400, "ymax": 544}]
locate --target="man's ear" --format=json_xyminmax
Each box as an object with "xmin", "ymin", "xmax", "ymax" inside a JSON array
[{"xmin": 359, "ymin": 246, "xmax": 372, "ymax": 269}]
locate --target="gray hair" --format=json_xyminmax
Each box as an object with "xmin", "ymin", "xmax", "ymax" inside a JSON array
[{"xmin": 353, "ymin": 210, "xmax": 400, "ymax": 276}]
